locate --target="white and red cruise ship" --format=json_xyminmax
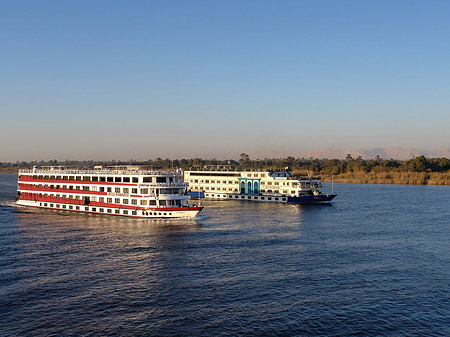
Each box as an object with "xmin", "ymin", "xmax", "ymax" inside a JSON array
[{"xmin": 16, "ymin": 166, "xmax": 203, "ymax": 218}]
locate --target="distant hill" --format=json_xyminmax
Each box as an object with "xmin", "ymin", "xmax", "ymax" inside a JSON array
[
  {"xmin": 296, "ymin": 147, "xmax": 450, "ymax": 160},
  {"xmin": 162, "ymin": 147, "xmax": 450, "ymax": 161}
]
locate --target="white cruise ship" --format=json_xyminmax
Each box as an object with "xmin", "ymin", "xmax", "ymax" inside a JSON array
[
  {"xmin": 16, "ymin": 166, "xmax": 203, "ymax": 218},
  {"xmin": 184, "ymin": 167, "xmax": 336, "ymax": 203}
]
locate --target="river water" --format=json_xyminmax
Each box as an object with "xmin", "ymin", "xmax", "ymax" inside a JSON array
[{"xmin": 1, "ymin": 173, "xmax": 450, "ymax": 336}]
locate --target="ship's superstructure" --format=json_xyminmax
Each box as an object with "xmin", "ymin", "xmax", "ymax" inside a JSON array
[
  {"xmin": 184, "ymin": 167, "xmax": 336, "ymax": 203},
  {"xmin": 16, "ymin": 166, "xmax": 203, "ymax": 218}
]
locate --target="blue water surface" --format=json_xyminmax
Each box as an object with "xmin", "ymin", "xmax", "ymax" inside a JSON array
[{"xmin": 1, "ymin": 173, "xmax": 450, "ymax": 336}]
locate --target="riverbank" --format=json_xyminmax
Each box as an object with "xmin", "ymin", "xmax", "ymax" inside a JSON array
[{"xmin": 320, "ymin": 171, "xmax": 450, "ymax": 185}]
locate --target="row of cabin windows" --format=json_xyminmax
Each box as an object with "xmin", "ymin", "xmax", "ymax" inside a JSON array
[
  {"xmin": 18, "ymin": 184, "xmax": 175, "ymax": 195},
  {"xmin": 32, "ymin": 194, "xmax": 182, "ymax": 206},
  {"xmin": 91, "ymin": 197, "xmax": 181, "ymax": 206},
  {"xmin": 189, "ymin": 179, "xmax": 293, "ymax": 187},
  {"xmin": 245, "ymin": 173, "xmax": 266, "ymax": 178},
  {"xmin": 23, "ymin": 175, "xmax": 170, "ymax": 184},
  {"xmin": 191, "ymin": 179, "xmax": 239, "ymax": 184}
]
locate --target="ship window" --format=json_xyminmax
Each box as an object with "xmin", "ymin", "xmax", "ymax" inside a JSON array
[
  {"xmin": 92, "ymin": 207, "xmax": 96, "ymax": 211},
  {"xmin": 132, "ymin": 211, "xmax": 137, "ymax": 215},
  {"xmin": 107, "ymin": 209, "xmax": 112, "ymax": 213},
  {"xmin": 115, "ymin": 198, "xmax": 120, "ymax": 203},
  {"xmin": 92, "ymin": 197, "xmax": 97, "ymax": 201},
  {"xmin": 132, "ymin": 177, "xmax": 138, "ymax": 183},
  {"xmin": 92, "ymin": 176, "xmax": 98, "ymax": 182},
  {"xmin": 100, "ymin": 187, "xmax": 104, "ymax": 192},
  {"xmin": 62, "ymin": 205, "xmax": 66, "ymax": 209},
  {"xmin": 143, "ymin": 177, "xmax": 152, "ymax": 183},
  {"xmin": 115, "ymin": 209, "xmax": 120, "ymax": 214},
  {"xmin": 131, "ymin": 199, "xmax": 137, "ymax": 205},
  {"xmin": 107, "ymin": 177, "xmax": 113, "ymax": 182},
  {"xmin": 123, "ymin": 199, "xmax": 129, "ymax": 204},
  {"xmin": 99, "ymin": 197, "xmax": 104, "ymax": 202},
  {"xmin": 56, "ymin": 204, "xmax": 60, "ymax": 208},
  {"xmin": 50, "ymin": 203, "xmax": 54, "ymax": 207},
  {"xmin": 132, "ymin": 188, "xmax": 138, "ymax": 194},
  {"xmin": 107, "ymin": 198, "xmax": 112, "ymax": 203},
  {"xmin": 268, "ymin": 197, "xmax": 272, "ymax": 200},
  {"xmin": 160, "ymin": 200, "xmax": 166, "ymax": 205},
  {"xmin": 92, "ymin": 186, "xmax": 97, "ymax": 191},
  {"xmin": 275, "ymin": 198, "xmax": 279, "ymax": 201},
  {"xmin": 44, "ymin": 176, "xmax": 49, "ymax": 180},
  {"xmin": 76, "ymin": 186, "xmax": 80, "ymax": 190},
  {"xmin": 85, "ymin": 207, "xmax": 89, "ymax": 211},
  {"xmin": 107, "ymin": 187, "xmax": 112, "ymax": 192},
  {"xmin": 69, "ymin": 205, "xmax": 73, "ymax": 209},
  {"xmin": 123, "ymin": 188, "xmax": 129, "ymax": 193},
  {"xmin": 156, "ymin": 177, "xmax": 166, "ymax": 183},
  {"xmin": 123, "ymin": 177, "xmax": 130, "ymax": 183},
  {"xmin": 261, "ymin": 197, "xmax": 265, "ymax": 200},
  {"xmin": 140, "ymin": 200, "xmax": 147, "ymax": 205},
  {"xmin": 69, "ymin": 186, "xmax": 73, "ymax": 190},
  {"xmin": 99, "ymin": 208, "xmax": 104, "ymax": 212},
  {"xmin": 76, "ymin": 176, "xmax": 81, "ymax": 181},
  {"xmin": 83, "ymin": 186, "xmax": 89, "ymax": 191},
  {"xmin": 141, "ymin": 188, "xmax": 148, "ymax": 194},
  {"xmin": 123, "ymin": 210, "xmax": 128, "ymax": 214},
  {"xmin": 83, "ymin": 176, "xmax": 90, "ymax": 181},
  {"xmin": 76, "ymin": 206, "xmax": 80, "ymax": 210},
  {"xmin": 149, "ymin": 200, "xmax": 156, "ymax": 205},
  {"xmin": 62, "ymin": 176, "xmax": 68, "ymax": 180},
  {"xmin": 115, "ymin": 177, "xmax": 122, "ymax": 182}
]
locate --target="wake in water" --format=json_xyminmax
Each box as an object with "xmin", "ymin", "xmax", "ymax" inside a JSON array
[{"xmin": 0, "ymin": 200, "xmax": 18, "ymax": 208}]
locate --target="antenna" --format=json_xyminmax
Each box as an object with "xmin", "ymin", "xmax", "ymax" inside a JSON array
[{"xmin": 332, "ymin": 174, "xmax": 334, "ymax": 194}]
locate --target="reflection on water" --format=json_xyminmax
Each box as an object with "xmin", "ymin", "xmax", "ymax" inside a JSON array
[{"xmin": 2, "ymin": 174, "xmax": 450, "ymax": 336}]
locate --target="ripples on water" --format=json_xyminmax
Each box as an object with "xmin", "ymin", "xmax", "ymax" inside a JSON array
[{"xmin": 1, "ymin": 174, "xmax": 450, "ymax": 336}]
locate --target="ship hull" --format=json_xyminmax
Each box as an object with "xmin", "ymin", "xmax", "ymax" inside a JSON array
[
  {"xmin": 16, "ymin": 199, "xmax": 203, "ymax": 219},
  {"xmin": 286, "ymin": 194, "xmax": 337, "ymax": 203},
  {"xmin": 188, "ymin": 191, "xmax": 336, "ymax": 204}
]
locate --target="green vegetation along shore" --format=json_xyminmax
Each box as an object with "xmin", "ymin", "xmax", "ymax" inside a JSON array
[{"xmin": 2, "ymin": 154, "xmax": 450, "ymax": 185}]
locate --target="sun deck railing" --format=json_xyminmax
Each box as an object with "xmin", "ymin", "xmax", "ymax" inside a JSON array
[{"xmin": 19, "ymin": 169, "xmax": 182, "ymax": 176}]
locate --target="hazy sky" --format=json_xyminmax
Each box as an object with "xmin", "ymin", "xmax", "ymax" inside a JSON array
[{"xmin": 1, "ymin": 0, "xmax": 449, "ymax": 161}]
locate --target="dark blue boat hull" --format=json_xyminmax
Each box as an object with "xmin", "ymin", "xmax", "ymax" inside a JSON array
[
  {"xmin": 287, "ymin": 194, "xmax": 337, "ymax": 203},
  {"xmin": 188, "ymin": 191, "xmax": 337, "ymax": 204}
]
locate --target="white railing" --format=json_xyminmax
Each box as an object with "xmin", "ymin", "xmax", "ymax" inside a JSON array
[{"xmin": 18, "ymin": 168, "xmax": 182, "ymax": 176}]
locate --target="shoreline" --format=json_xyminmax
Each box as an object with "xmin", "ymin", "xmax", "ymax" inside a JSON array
[{"xmin": 321, "ymin": 172, "xmax": 450, "ymax": 186}]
